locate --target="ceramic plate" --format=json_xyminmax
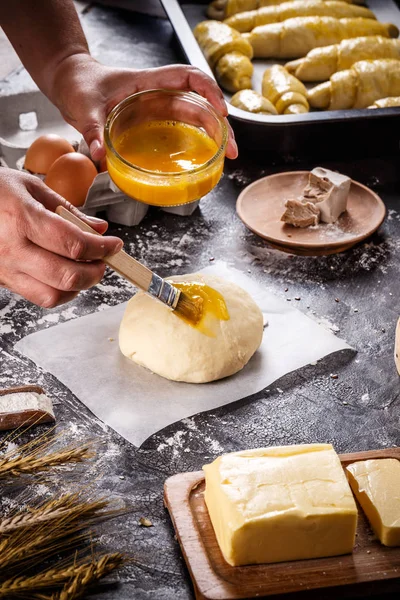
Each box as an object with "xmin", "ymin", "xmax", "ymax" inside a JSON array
[{"xmin": 236, "ymin": 171, "xmax": 386, "ymax": 256}]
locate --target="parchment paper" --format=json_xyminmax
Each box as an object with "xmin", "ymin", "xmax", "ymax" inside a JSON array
[{"xmin": 15, "ymin": 263, "xmax": 352, "ymax": 446}]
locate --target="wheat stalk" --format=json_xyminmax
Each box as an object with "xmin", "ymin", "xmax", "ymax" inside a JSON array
[
  {"xmin": 0, "ymin": 553, "xmax": 124, "ymax": 597},
  {"xmin": 54, "ymin": 554, "xmax": 124, "ymax": 600},
  {"xmin": 0, "ymin": 445, "xmax": 93, "ymax": 478},
  {"xmin": 0, "ymin": 524, "xmax": 89, "ymax": 574},
  {"xmin": 0, "ymin": 560, "xmax": 89, "ymax": 595},
  {"xmin": 0, "ymin": 497, "xmax": 120, "ymax": 573},
  {"xmin": 0, "ymin": 493, "xmax": 111, "ymax": 535}
]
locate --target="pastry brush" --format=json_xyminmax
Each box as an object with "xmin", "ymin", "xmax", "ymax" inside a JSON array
[{"xmin": 56, "ymin": 206, "xmax": 202, "ymax": 324}]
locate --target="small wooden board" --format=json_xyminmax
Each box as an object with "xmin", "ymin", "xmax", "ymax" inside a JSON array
[
  {"xmin": 236, "ymin": 172, "xmax": 386, "ymax": 257},
  {"xmin": 164, "ymin": 448, "xmax": 400, "ymax": 600}
]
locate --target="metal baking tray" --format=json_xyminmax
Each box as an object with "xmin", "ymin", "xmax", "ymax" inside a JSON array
[{"xmin": 161, "ymin": 0, "xmax": 400, "ymax": 160}]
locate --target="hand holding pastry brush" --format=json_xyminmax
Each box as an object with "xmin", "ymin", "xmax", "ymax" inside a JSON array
[{"xmin": 56, "ymin": 206, "xmax": 202, "ymax": 324}]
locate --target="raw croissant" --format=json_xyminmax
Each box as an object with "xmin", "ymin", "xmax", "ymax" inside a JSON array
[
  {"xmin": 308, "ymin": 59, "xmax": 400, "ymax": 110},
  {"xmin": 194, "ymin": 20, "xmax": 253, "ymax": 67},
  {"xmin": 368, "ymin": 96, "xmax": 400, "ymax": 108},
  {"xmin": 207, "ymin": 0, "xmax": 361, "ymax": 21},
  {"xmin": 215, "ymin": 51, "xmax": 253, "ymax": 91},
  {"xmin": 262, "ymin": 65, "xmax": 309, "ymax": 113},
  {"xmin": 286, "ymin": 36, "xmax": 400, "ymax": 81},
  {"xmin": 225, "ymin": 1, "xmax": 375, "ymax": 33},
  {"xmin": 246, "ymin": 17, "xmax": 399, "ymax": 59},
  {"xmin": 230, "ymin": 89, "xmax": 278, "ymax": 114}
]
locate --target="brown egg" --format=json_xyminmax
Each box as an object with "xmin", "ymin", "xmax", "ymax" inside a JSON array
[
  {"xmin": 45, "ymin": 153, "xmax": 98, "ymax": 207},
  {"xmin": 24, "ymin": 134, "xmax": 75, "ymax": 174}
]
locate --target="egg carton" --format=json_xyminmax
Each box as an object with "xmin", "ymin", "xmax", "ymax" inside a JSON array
[{"xmin": 0, "ymin": 90, "xmax": 200, "ymax": 226}]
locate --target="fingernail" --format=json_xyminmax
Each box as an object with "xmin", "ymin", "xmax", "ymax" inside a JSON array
[
  {"xmin": 86, "ymin": 215, "xmax": 106, "ymax": 224},
  {"xmin": 114, "ymin": 240, "xmax": 124, "ymax": 253},
  {"xmin": 219, "ymin": 99, "xmax": 228, "ymax": 116},
  {"xmin": 90, "ymin": 139, "xmax": 102, "ymax": 159}
]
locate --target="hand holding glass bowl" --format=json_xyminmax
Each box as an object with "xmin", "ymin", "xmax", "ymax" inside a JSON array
[{"xmin": 104, "ymin": 90, "xmax": 228, "ymax": 207}]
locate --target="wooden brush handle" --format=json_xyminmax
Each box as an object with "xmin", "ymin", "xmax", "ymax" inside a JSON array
[{"xmin": 55, "ymin": 206, "xmax": 153, "ymax": 291}]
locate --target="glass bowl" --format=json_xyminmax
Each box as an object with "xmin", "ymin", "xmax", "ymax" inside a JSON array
[{"xmin": 104, "ymin": 89, "xmax": 228, "ymax": 207}]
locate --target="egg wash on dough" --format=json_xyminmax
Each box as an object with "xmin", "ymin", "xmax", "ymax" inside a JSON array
[{"xmin": 171, "ymin": 281, "xmax": 230, "ymax": 337}]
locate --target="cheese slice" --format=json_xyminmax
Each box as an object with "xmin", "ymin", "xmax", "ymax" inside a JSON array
[
  {"xmin": 203, "ymin": 443, "xmax": 357, "ymax": 566},
  {"xmin": 395, "ymin": 318, "xmax": 400, "ymax": 375},
  {"xmin": 346, "ymin": 458, "xmax": 400, "ymax": 547},
  {"xmin": 303, "ymin": 167, "xmax": 351, "ymax": 224}
]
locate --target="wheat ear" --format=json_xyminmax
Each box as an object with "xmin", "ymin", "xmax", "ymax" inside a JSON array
[{"xmin": 0, "ymin": 445, "xmax": 93, "ymax": 477}]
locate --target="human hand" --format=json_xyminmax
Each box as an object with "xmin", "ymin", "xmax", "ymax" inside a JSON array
[
  {"xmin": 51, "ymin": 55, "xmax": 238, "ymax": 161},
  {"xmin": 0, "ymin": 169, "xmax": 123, "ymax": 308}
]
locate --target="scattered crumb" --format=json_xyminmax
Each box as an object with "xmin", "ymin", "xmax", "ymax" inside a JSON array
[
  {"xmin": 139, "ymin": 517, "xmax": 153, "ymax": 527},
  {"xmin": 108, "ymin": 337, "xmax": 115, "ymax": 342},
  {"xmin": 342, "ymin": 401, "xmax": 348, "ymax": 405},
  {"xmin": 294, "ymin": 297, "xmax": 301, "ymax": 301},
  {"xmin": 330, "ymin": 374, "xmax": 338, "ymax": 379},
  {"xmin": 209, "ymin": 257, "xmax": 215, "ymax": 262},
  {"xmin": 286, "ymin": 298, "xmax": 291, "ymax": 301},
  {"xmin": 119, "ymin": 475, "xmax": 125, "ymax": 480},
  {"xmin": 284, "ymin": 288, "xmax": 288, "ymax": 292},
  {"xmin": 335, "ymin": 298, "xmax": 340, "ymax": 303},
  {"xmin": 354, "ymin": 309, "xmax": 358, "ymax": 313}
]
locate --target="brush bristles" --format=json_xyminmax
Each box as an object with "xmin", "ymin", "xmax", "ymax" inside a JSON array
[{"xmin": 174, "ymin": 291, "xmax": 203, "ymax": 324}]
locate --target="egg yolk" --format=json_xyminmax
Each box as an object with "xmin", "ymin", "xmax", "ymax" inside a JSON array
[
  {"xmin": 114, "ymin": 121, "xmax": 218, "ymax": 173},
  {"xmin": 172, "ymin": 281, "xmax": 230, "ymax": 337}
]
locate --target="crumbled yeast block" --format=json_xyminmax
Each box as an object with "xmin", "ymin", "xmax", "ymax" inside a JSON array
[
  {"xmin": 282, "ymin": 167, "xmax": 351, "ymax": 227},
  {"xmin": 281, "ymin": 198, "xmax": 320, "ymax": 227},
  {"xmin": 0, "ymin": 389, "xmax": 55, "ymax": 431},
  {"xmin": 347, "ymin": 458, "xmax": 400, "ymax": 547},
  {"xmin": 203, "ymin": 443, "xmax": 357, "ymax": 566}
]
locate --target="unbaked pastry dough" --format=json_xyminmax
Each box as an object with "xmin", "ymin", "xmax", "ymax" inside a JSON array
[
  {"xmin": 225, "ymin": 1, "xmax": 375, "ymax": 33},
  {"xmin": 308, "ymin": 58, "xmax": 400, "ymax": 110},
  {"xmin": 231, "ymin": 89, "xmax": 278, "ymax": 114},
  {"xmin": 286, "ymin": 36, "xmax": 400, "ymax": 82},
  {"xmin": 369, "ymin": 96, "xmax": 400, "ymax": 108},
  {"xmin": 245, "ymin": 17, "xmax": 398, "ymax": 59},
  {"xmin": 119, "ymin": 274, "xmax": 264, "ymax": 383}
]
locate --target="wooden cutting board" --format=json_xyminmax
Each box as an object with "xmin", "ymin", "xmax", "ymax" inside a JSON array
[{"xmin": 164, "ymin": 448, "xmax": 400, "ymax": 600}]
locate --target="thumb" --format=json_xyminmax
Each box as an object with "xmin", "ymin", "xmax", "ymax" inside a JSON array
[{"xmin": 80, "ymin": 110, "xmax": 106, "ymax": 162}]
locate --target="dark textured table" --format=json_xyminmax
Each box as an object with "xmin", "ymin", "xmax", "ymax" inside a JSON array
[{"xmin": 0, "ymin": 4, "xmax": 399, "ymax": 600}]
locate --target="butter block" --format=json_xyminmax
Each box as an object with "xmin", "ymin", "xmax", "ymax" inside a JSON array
[
  {"xmin": 346, "ymin": 458, "xmax": 400, "ymax": 547},
  {"xmin": 304, "ymin": 167, "xmax": 351, "ymax": 224},
  {"xmin": 203, "ymin": 444, "xmax": 357, "ymax": 566}
]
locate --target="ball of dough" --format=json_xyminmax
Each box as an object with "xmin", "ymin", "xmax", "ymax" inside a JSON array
[{"xmin": 119, "ymin": 273, "xmax": 264, "ymax": 383}]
